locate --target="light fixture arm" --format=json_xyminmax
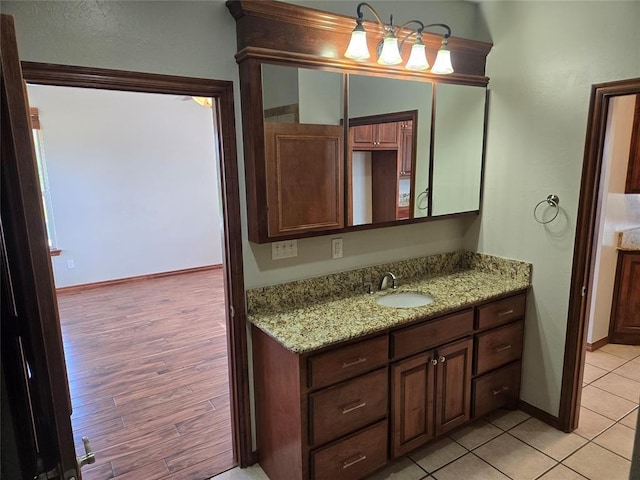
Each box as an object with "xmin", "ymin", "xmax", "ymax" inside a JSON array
[
  {"xmin": 355, "ymin": 2, "xmax": 392, "ymax": 33},
  {"xmin": 398, "ymin": 20, "xmax": 425, "ymax": 50},
  {"xmin": 422, "ymin": 23, "xmax": 452, "ymax": 39}
]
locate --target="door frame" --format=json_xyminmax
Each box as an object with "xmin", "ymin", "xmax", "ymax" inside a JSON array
[
  {"xmin": 559, "ymin": 77, "xmax": 640, "ymax": 432},
  {"xmin": 20, "ymin": 62, "xmax": 253, "ymax": 466}
]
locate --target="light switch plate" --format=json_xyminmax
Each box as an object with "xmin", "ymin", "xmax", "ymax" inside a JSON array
[{"xmin": 271, "ymin": 240, "xmax": 298, "ymax": 260}]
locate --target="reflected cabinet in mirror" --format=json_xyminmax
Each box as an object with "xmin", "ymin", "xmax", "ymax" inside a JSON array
[
  {"xmin": 348, "ymin": 75, "xmax": 432, "ymax": 226},
  {"xmin": 261, "ymin": 65, "xmax": 345, "ymax": 238},
  {"xmin": 432, "ymin": 84, "xmax": 487, "ymax": 216}
]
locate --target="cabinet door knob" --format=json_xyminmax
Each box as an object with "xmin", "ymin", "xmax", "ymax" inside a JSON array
[
  {"xmin": 431, "ymin": 358, "xmax": 438, "ymax": 366},
  {"xmin": 439, "ymin": 356, "xmax": 446, "ymax": 363}
]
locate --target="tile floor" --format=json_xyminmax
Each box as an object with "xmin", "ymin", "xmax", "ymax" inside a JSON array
[{"xmin": 212, "ymin": 343, "xmax": 639, "ymax": 480}]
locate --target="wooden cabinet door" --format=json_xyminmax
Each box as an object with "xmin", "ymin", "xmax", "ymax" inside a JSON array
[
  {"xmin": 625, "ymin": 95, "xmax": 640, "ymax": 193},
  {"xmin": 399, "ymin": 121, "xmax": 413, "ymax": 177},
  {"xmin": 265, "ymin": 123, "xmax": 344, "ymax": 237},
  {"xmin": 609, "ymin": 251, "xmax": 640, "ymax": 344},
  {"xmin": 352, "ymin": 123, "xmax": 375, "ymax": 147},
  {"xmin": 390, "ymin": 351, "xmax": 435, "ymax": 458},
  {"xmin": 435, "ymin": 337, "xmax": 473, "ymax": 436},
  {"xmin": 376, "ymin": 122, "xmax": 400, "ymax": 148}
]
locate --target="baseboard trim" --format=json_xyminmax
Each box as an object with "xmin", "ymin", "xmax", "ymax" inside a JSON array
[
  {"xmin": 586, "ymin": 337, "xmax": 609, "ymax": 352},
  {"xmin": 56, "ymin": 264, "xmax": 222, "ymax": 294},
  {"xmin": 518, "ymin": 400, "xmax": 560, "ymax": 429}
]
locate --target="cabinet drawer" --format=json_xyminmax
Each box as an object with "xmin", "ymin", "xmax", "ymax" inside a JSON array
[
  {"xmin": 475, "ymin": 321, "xmax": 524, "ymax": 375},
  {"xmin": 391, "ymin": 309, "xmax": 473, "ymax": 360},
  {"xmin": 308, "ymin": 335, "xmax": 388, "ymax": 390},
  {"xmin": 472, "ymin": 361, "xmax": 521, "ymax": 419},
  {"xmin": 311, "ymin": 420, "xmax": 388, "ymax": 480},
  {"xmin": 477, "ymin": 293, "xmax": 526, "ymax": 331},
  {"xmin": 309, "ymin": 368, "xmax": 388, "ymax": 446}
]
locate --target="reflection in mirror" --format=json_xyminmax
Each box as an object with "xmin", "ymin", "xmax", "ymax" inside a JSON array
[
  {"xmin": 431, "ymin": 84, "xmax": 486, "ymax": 216},
  {"xmin": 262, "ymin": 65, "xmax": 343, "ymax": 125},
  {"xmin": 348, "ymin": 75, "xmax": 432, "ymax": 226}
]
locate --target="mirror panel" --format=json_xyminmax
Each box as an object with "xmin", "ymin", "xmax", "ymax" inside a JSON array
[
  {"xmin": 348, "ymin": 75, "xmax": 432, "ymax": 226},
  {"xmin": 431, "ymin": 84, "xmax": 486, "ymax": 216},
  {"xmin": 262, "ymin": 64, "xmax": 343, "ymax": 125}
]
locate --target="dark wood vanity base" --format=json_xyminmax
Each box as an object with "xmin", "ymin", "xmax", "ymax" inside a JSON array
[{"xmin": 252, "ymin": 291, "xmax": 527, "ymax": 479}]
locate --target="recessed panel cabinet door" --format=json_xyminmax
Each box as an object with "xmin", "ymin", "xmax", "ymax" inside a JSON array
[
  {"xmin": 609, "ymin": 251, "xmax": 640, "ymax": 344},
  {"xmin": 1, "ymin": 14, "xmax": 80, "ymax": 480},
  {"xmin": 265, "ymin": 123, "xmax": 344, "ymax": 237},
  {"xmin": 435, "ymin": 337, "xmax": 473, "ymax": 436},
  {"xmin": 391, "ymin": 351, "xmax": 435, "ymax": 458}
]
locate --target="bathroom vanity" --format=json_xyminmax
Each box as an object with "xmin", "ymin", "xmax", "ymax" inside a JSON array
[{"xmin": 247, "ymin": 252, "xmax": 531, "ymax": 479}]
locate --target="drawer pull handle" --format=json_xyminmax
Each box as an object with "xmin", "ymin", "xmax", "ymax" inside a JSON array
[
  {"xmin": 494, "ymin": 344, "xmax": 512, "ymax": 353},
  {"xmin": 342, "ymin": 401, "xmax": 367, "ymax": 414},
  {"xmin": 342, "ymin": 357, "xmax": 367, "ymax": 368},
  {"xmin": 343, "ymin": 453, "xmax": 367, "ymax": 469},
  {"xmin": 492, "ymin": 386, "xmax": 510, "ymax": 396},
  {"xmin": 497, "ymin": 309, "xmax": 515, "ymax": 317}
]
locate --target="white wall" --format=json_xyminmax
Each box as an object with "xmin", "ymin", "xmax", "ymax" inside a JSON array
[
  {"xmin": 588, "ymin": 95, "xmax": 640, "ymax": 344},
  {"xmin": 27, "ymin": 84, "xmax": 222, "ymax": 287},
  {"xmin": 471, "ymin": 1, "xmax": 640, "ymax": 416}
]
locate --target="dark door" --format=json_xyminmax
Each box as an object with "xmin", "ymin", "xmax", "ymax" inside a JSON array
[
  {"xmin": 435, "ymin": 337, "xmax": 473, "ymax": 436},
  {"xmin": 1, "ymin": 14, "xmax": 80, "ymax": 480},
  {"xmin": 609, "ymin": 251, "xmax": 640, "ymax": 344}
]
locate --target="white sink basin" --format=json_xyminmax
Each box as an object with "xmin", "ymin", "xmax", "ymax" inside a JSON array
[{"xmin": 376, "ymin": 292, "xmax": 434, "ymax": 308}]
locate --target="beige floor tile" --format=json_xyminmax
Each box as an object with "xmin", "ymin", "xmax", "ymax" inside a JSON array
[
  {"xmin": 365, "ymin": 457, "xmax": 427, "ymax": 480},
  {"xmin": 562, "ymin": 443, "xmax": 631, "ymax": 480},
  {"xmin": 581, "ymin": 363, "xmax": 608, "ymax": 384},
  {"xmin": 431, "ymin": 453, "xmax": 509, "ymax": 480},
  {"xmin": 591, "ymin": 372, "xmax": 640, "ymax": 403},
  {"xmin": 599, "ymin": 343, "xmax": 640, "ymax": 361},
  {"xmin": 613, "ymin": 357, "xmax": 640, "ymax": 383},
  {"xmin": 410, "ymin": 437, "xmax": 467, "ymax": 473},
  {"xmin": 211, "ymin": 465, "xmax": 269, "ymax": 479},
  {"xmin": 580, "ymin": 385, "xmax": 637, "ymax": 421},
  {"xmin": 473, "ymin": 434, "xmax": 556, "ymax": 480},
  {"xmin": 537, "ymin": 464, "xmax": 587, "ymax": 479},
  {"xmin": 620, "ymin": 407, "xmax": 638, "ymax": 429},
  {"xmin": 483, "ymin": 409, "xmax": 531, "ymax": 431},
  {"xmin": 584, "ymin": 350, "xmax": 627, "ymax": 371},
  {"xmin": 509, "ymin": 418, "xmax": 587, "ymax": 461},
  {"xmin": 593, "ymin": 423, "xmax": 636, "ymax": 460},
  {"xmin": 448, "ymin": 419, "xmax": 502, "ymax": 450},
  {"xmin": 574, "ymin": 407, "xmax": 615, "ymax": 440}
]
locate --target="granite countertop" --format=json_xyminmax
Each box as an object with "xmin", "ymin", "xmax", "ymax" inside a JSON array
[
  {"xmin": 247, "ymin": 252, "xmax": 532, "ymax": 354},
  {"xmin": 617, "ymin": 227, "xmax": 640, "ymax": 251}
]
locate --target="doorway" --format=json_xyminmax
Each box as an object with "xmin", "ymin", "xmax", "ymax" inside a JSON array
[
  {"xmin": 559, "ymin": 78, "xmax": 640, "ymax": 432},
  {"xmin": 27, "ymin": 82, "xmax": 234, "ymax": 478},
  {"xmin": 20, "ymin": 61, "xmax": 252, "ymax": 475}
]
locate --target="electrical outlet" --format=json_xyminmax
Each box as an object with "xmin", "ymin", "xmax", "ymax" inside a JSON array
[
  {"xmin": 332, "ymin": 238, "xmax": 343, "ymax": 259},
  {"xmin": 271, "ymin": 240, "xmax": 298, "ymax": 260},
  {"xmin": 67, "ymin": 259, "xmax": 75, "ymax": 269}
]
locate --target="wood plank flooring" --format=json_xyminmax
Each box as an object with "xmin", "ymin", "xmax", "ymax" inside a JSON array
[{"xmin": 56, "ymin": 269, "xmax": 235, "ymax": 480}]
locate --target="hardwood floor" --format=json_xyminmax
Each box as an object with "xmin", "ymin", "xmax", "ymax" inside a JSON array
[{"xmin": 56, "ymin": 268, "xmax": 235, "ymax": 480}]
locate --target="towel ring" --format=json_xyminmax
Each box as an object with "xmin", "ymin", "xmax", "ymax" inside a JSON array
[
  {"xmin": 416, "ymin": 188, "xmax": 429, "ymax": 211},
  {"xmin": 533, "ymin": 194, "xmax": 560, "ymax": 224}
]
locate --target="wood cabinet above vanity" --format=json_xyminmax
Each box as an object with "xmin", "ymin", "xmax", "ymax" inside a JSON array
[{"xmin": 226, "ymin": 0, "xmax": 493, "ymax": 243}]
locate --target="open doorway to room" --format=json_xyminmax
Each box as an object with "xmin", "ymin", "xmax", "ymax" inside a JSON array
[
  {"xmin": 560, "ymin": 79, "xmax": 640, "ymax": 445},
  {"xmin": 19, "ymin": 62, "xmax": 252, "ymax": 479},
  {"xmin": 26, "ymin": 83, "xmax": 234, "ymax": 479}
]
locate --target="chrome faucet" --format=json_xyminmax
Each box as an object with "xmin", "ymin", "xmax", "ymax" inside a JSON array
[{"xmin": 379, "ymin": 272, "xmax": 398, "ymax": 291}]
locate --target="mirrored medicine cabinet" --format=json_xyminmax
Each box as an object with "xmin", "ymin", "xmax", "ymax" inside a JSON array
[{"xmin": 227, "ymin": 0, "xmax": 492, "ymax": 244}]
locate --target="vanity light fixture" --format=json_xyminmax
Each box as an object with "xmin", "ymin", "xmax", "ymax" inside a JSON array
[{"xmin": 344, "ymin": 2, "xmax": 454, "ymax": 74}]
